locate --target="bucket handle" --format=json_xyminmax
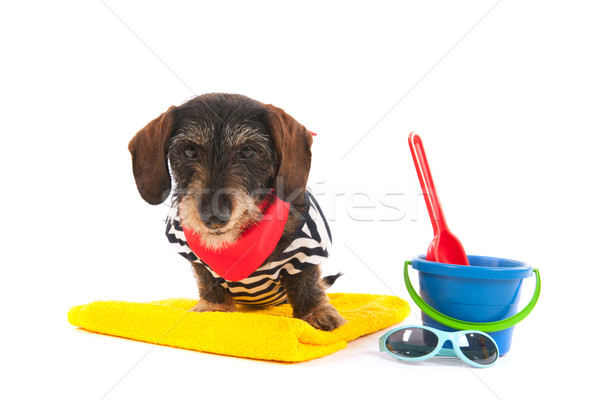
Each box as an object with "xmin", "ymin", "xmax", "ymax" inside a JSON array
[{"xmin": 404, "ymin": 261, "xmax": 541, "ymax": 333}]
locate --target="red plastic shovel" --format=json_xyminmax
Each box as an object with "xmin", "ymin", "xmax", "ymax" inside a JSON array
[{"xmin": 408, "ymin": 132, "xmax": 469, "ymax": 265}]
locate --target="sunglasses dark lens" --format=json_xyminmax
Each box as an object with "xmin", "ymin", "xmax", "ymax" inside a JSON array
[
  {"xmin": 385, "ymin": 328, "xmax": 439, "ymax": 358},
  {"xmin": 458, "ymin": 333, "xmax": 498, "ymax": 365}
]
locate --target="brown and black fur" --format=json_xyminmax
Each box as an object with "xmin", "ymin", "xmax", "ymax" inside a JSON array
[{"xmin": 128, "ymin": 93, "xmax": 346, "ymax": 331}]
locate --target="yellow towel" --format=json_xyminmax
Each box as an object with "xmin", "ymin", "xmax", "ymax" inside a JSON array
[{"xmin": 68, "ymin": 293, "xmax": 409, "ymax": 362}]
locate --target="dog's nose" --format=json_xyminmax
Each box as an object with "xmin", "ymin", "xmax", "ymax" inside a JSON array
[
  {"xmin": 201, "ymin": 213, "xmax": 229, "ymax": 229},
  {"xmin": 198, "ymin": 191, "xmax": 232, "ymax": 230}
]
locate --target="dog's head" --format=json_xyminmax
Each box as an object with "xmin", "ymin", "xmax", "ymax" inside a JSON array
[{"xmin": 128, "ymin": 93, "xmax": 313, "ymax": 249}]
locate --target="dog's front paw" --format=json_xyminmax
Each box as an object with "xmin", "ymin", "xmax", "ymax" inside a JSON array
[
  {"xmin": 302, "ymin": 303, "xmax": 347, "ymax": 331},
  {"xmin": 190, "ymin": 299, "xmax": 237, "ymax": 313}
]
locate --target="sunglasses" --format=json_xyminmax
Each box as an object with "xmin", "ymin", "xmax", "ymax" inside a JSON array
[{"xmin": 379, "ymin": 325, "xmax": 499, "ymax": 368}]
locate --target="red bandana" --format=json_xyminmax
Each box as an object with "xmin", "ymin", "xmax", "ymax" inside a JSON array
[{"xmin": 181, "ymin": 195, "xmax": 291, "ymax": 281}]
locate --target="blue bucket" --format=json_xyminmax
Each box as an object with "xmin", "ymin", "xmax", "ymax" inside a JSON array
[{"xmin": 406, "ymin": 255, "xmax": 540, "ymax": 356}]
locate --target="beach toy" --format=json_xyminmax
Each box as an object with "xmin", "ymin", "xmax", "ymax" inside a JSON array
[
  {"xmin": 405, "ymin": 133, "xmax": 540, "ymax": 356},
  {"xmin": 408, "ymin": 132, "xmax": 469, "ymax": 265},
  {"xmin": 404, "ymin": 256, "xmax": 540, "ymax": 356}
]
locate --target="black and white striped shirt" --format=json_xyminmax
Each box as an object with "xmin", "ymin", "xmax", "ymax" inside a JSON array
[{"xmin": 165, "ymin": 191, "xmax": 332, "ymax": 306}]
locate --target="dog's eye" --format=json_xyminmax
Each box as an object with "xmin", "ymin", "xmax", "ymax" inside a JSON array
[
  {"xmin": 239, "ymin": 146, "xmax": 255, "ymax": 160},
  {"xmin": 183, "ymin": 146, "xmax": 199, "ymax": 159}
]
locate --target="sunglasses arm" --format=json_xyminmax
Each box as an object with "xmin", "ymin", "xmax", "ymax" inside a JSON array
[{"xmin": 378, "ymin": 336, "xmax": 387, "ymax": 352}]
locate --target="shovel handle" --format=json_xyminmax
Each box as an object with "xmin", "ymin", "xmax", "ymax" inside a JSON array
[{"xmin": 408, "ymin": 132, "xmax": 447, "ymax": 234}]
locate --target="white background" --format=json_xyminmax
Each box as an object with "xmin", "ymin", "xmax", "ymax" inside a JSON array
[{"xmin": 1, "ymin": 1, "xmax": 598, "ymax": 399}]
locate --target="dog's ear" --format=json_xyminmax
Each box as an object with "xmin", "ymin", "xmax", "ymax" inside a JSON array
[
  {"xmin": 263, "ymin": 104, "xmax": 313, "ymax": 203},
  {"xmin": 128, "ymin": 106, "xmax": 176, "ymax": 205}
]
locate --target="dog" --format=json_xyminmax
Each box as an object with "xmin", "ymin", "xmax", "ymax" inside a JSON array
[{"xmin": 128, "ymin": 93, "xmax": 346, "ymax": 331}]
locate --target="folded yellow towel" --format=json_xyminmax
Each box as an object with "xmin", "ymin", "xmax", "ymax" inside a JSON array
[{"xmin": 68, "ymin": 293, "xmax": 409, "ymax": 362}]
